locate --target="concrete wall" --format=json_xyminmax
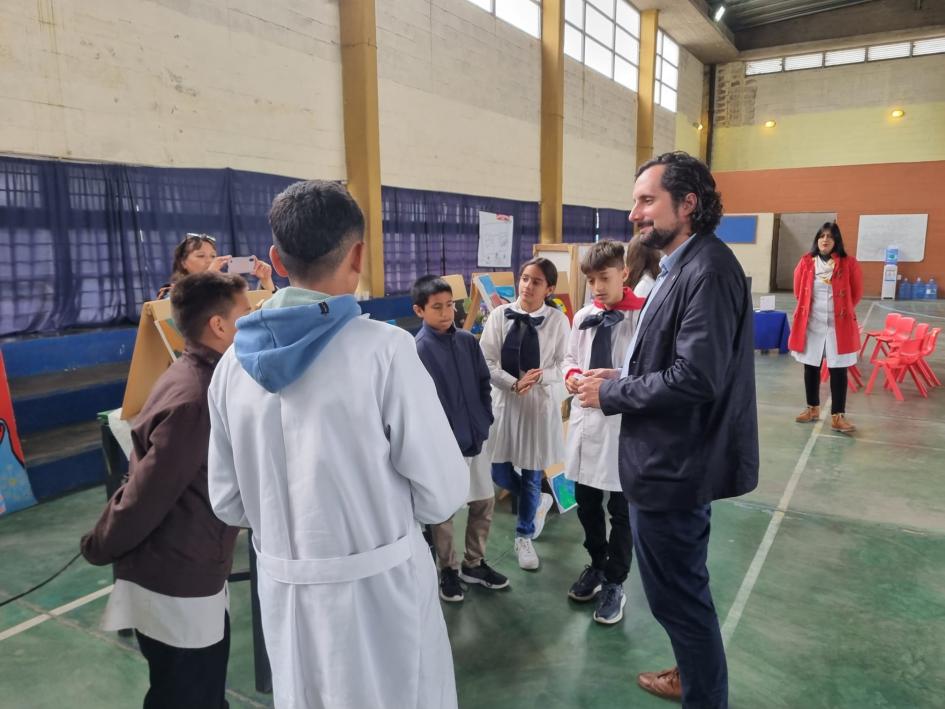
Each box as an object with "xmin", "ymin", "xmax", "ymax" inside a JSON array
[
  {"xmin": 712, "ymin": 53, "xmax": 945, "ymax": 171},
  {"xmin": 375, "ymin": 0, "xmax": 541, "ymax": 201},
  {"xmin": 562, "ymin": 60, "xmax": 637, "ymax": 210},
  {"xmin": 0, "ymin": 0, "xmax": 346, "ymax": 178},
  {"xmin": 725, "ymin": 213, "xmax": 777, "ymax": 294}
]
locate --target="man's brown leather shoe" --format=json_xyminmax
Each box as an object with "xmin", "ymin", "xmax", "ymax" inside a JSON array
[
  {"xmin": 637, "ymin": 666, "xmax": 682, "ymax": 702},
  {"xmin": 795, "ymin": 405, "xmax": 820, "ymax": 423},
  {"xmin": 831, "ymin": 413, "xmax": 856, "ymax": 433}
]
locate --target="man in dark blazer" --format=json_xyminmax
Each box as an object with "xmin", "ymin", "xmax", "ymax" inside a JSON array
[{"xmin": 578, "ymin": 152, "xmax": 759, "ymax": 708}]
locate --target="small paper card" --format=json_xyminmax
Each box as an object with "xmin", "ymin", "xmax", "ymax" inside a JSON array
[{"xmin": 759, "ymin": 295, "xmax": 776, "ymax": 311}]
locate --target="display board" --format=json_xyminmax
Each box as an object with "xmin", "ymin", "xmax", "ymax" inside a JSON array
[
  {"xmin": 717, "ymin": 215, "xmax": 758, "ymax": 244},
  {"xmin": 478, "ymin": 212, "xmax": 514, "ymax": 267},
  {"xmin": 856, "ymin": 214, "xmax": 928, "ymax": 262}
]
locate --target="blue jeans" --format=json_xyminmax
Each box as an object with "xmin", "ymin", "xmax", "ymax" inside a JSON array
[
  {"xmin": 491, "ymin": 462, "xmax": 543, "ymax": 539},
  {"xmin": 630, "ymin": 504, "xmax": 728, "ymax": 709}
]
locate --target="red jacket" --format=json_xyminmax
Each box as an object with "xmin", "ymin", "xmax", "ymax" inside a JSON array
[{"xmin": 788, "ymin": 253, "xmax": 863, "ymax": 355}]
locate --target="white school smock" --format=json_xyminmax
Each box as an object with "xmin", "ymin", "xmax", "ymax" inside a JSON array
[
  {"xmin": 479, "ymin": 300, "xmax": 570, "ymax": 472},
  {"xmin": 208, "ymin": 318, "xmax": 468, "ymax": 709},
  {"xmin": 562, "ymin": 276, "xmax": 655, "ymax": 491}
]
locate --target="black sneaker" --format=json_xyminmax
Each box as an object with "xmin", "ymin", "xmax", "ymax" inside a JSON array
[
  {"xmin": 568, "ymin": 566, "xmax": 605, "ymax": 602},
  {"xmin": 439, "ymin": 568, "xmax": 464, "ymax": 603},
  {"xmin": 459, "ymin": 561, "xmax": 510, "ymax": 590},
  {"xmin": 593, "ymin": 582, "xmax": 627, "ymax": 624}
]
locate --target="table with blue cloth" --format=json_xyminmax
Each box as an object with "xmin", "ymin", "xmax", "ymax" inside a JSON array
[{"xmin": 753, "ymin": 310, "xmax": 791, "ymax": 353}]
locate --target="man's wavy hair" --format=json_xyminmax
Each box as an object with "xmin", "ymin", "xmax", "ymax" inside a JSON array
[{"xmin": 635, "ymin": 151, "xmax": 724, "ymax": 235}]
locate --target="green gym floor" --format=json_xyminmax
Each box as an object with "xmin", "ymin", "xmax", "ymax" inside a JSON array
[{"xmin": 2, "ymin": 297, "xmax": 944, "ymax": 709}]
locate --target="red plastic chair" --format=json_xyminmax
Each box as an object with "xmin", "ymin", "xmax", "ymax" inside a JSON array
[
  {"xmin": 916, "ymin": 327, "xmax": 941, "ymax": 388},
  {"xmin": 866, "ymin": 324, "xmax": 928, "ymax": 400},
  {"xmin": 820, "ymin": 360, "xmax": 864, "ymax": 392},
  {"xmin": 860, "ymin": 312, "xmax": 901, "ymax": 357},
  {"xmin": 868, "ymin": 316, "xmax": 915, "ymax": 364}
]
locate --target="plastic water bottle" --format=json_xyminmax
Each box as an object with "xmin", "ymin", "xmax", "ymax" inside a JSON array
[
  {"xmin": 898, "ymin": 277, "xmax": 913, "ymax": 300},
  {"xmin": 927, "ymin": 278, "xmax": 938, "ymax": 300},
  {"xmin": 914, "ymin": 277, "xmax": 925, "ymax": 301}
]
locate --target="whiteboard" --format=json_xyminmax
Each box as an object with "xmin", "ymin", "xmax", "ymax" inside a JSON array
[
  {"xmin": 856, "ymin": 214, "xmax": 927, "ymax": 262},
  {"xmin": 478, "ymin": 211, "xmax": 514, "ymax": 267}
]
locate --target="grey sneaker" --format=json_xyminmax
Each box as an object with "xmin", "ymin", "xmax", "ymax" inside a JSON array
[
  {"xmin": 568, "ymin": 566, "xmax": 605, "ymax": 602},
  {"xmin": 593, "ymin": 582, "xmax": 627, "ymax": 624},
  {"xmin": 460, "ymin": 561, "xmax": 510, "ymax": 590},
  {"xmin": 439, "ymin": 568, "xmax": 464, "ymax": 603}
]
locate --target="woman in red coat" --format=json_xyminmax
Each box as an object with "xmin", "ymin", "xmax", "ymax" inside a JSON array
[{"xmin": 788, "ymin": 222, "xmax": 862, "ymax": 433}]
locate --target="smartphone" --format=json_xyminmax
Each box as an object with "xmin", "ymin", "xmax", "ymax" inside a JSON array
[{"xmin": 228, "ymin": 256, "xmax": 256, "ymax": 274}]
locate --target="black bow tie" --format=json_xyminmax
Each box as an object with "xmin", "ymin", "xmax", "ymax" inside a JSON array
[
  {"xmin": 579, "ymin": 309, "xmax": 624, "ymax": 330},
  {"xmin": 581, "ymin": 310, "xmax": 624, "ymax": 370},
  {"xmin": 501, "ymin": 310, "xmax": 544, "ymax": 378}
]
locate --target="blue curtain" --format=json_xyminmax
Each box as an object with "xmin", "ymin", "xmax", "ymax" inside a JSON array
[
  {"xmin": 562, "ymin": 205, "xmax": 596, "ymax": 244},
  {"xmin": 0, "ymin": 156, "xmax": 295, "ymax": 336},
  {"xmin": 381, "ymin": 186, "xmax": 540, "ymax": 295},
  {"xmin": 598, "ymin": 208, "xmax": 633, "ymax": 242}
]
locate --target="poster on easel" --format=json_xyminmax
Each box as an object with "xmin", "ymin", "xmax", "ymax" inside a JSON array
[
  {"xmin": 478, "ymin": 212, "xmax": 514, "ymax": 268},
  {"xmin": 0, "ymin": 352, "xmax": 35, "ymax": 515},
  {"xmin": 121, "ymin": 290, "xmax": 272, "ymax": 420},
  {"xmin": 464, "ymin": 272, "xmax": 515, "ymax": 329}
]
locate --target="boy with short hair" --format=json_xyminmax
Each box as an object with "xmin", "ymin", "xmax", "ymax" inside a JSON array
[
  {"xmin": 82, "ymin": 271, "xmax": 251, "ymax": 709},
  {"xmin": 207, "ymin": 181, "xmax": 468, "ymax": 708},
  {"xmin": 562, "ymin": 240, "xmax": 651, "ymax": 624},
  {"xmin": 411, "ymin": 275, "xmax": 509, "ymax": 602}
]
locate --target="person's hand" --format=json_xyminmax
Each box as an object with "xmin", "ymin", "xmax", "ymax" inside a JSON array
[
  {"xmin": 583, "ymin": 367, "xmax": 620, "ymax": 380},
  {"xmin": 565, "ymin": 372, "xmax": 582, "ymax": 395},
  {"xmin": 252, "ymin": 257, "xmax": 275, "ymax": 291},
  {"xmin": 577, "ymin": 375, "xmax": 606, "ymax": 409},
  {"xmin": 209, "ymin": 255, "xmax": 232, "ymax": 272},
  {"xmin": 514, "ymin": 369, "xmax": 542, "ymax": 395}
]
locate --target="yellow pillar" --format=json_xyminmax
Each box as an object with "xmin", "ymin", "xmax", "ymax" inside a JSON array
[
  {"xmin": 540, "ymin": 0, "xmax": 564, "ymax": 244},
  {"xmin": 339, "ymin": 0, "xmax": 384, "ymax": 296},
  {"xmin": 636, "ymin": 9, "xmax": 659, "ymax": 169}
]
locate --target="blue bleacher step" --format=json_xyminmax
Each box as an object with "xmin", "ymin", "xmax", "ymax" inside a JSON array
[
  {"xmin": 20, "ymin": 421, "xmax": 107, "ymax": 501},
  {"xmin": 8, "ymin": 362, "xmax": 129, "ymax": 435}
]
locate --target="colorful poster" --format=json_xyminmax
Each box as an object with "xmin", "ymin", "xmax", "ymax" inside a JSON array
[
  {"xmin": 0, "ymin": 352, "xmax": 36, "ymax": 515},
  {"xmin": 549, "ymin": 472, "xmax": 577, "ymax": 513}
]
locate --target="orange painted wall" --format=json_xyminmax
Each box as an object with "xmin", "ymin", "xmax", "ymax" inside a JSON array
[{"xmin": 714, "ymin": 161, "xmax": 944, "ymax": 296}]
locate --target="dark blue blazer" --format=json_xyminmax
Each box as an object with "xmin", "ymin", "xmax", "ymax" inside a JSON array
[
  {"xmin": 600, "ymin": 234, "xmax": 759, "ymax": 511},
  {"xmin": 415, "ymin": 324, "xmax": 494, "ymax": 457}
]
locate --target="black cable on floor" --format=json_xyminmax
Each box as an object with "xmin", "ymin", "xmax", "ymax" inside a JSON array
[{"xmin": 0, "ymin": 551, "xmax": 83, "ymax": 608}]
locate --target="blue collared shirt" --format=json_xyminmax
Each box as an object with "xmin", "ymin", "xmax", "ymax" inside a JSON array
[{"xmin": 620, "ymin": 234, "xmax": 698, "ymax": 376}]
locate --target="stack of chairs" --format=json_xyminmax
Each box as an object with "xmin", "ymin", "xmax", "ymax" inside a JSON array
[{"xmin": 864, "ymin": 313, "xmax": 942, "ymax": 401}]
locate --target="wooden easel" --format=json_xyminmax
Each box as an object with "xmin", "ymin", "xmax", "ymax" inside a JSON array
[{"xmin": 120, "ymin": 290, "xmax": 272, "ymax": 420}]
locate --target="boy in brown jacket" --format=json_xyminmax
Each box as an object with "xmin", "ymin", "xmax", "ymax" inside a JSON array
[{"xmin": 82, "ymin": 271, "xmax": 251, "ymax": 709}]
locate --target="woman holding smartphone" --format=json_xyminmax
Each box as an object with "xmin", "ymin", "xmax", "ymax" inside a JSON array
[{"xmin": 157, "ymin": 233, "xmax": 275, "ymax": 298}]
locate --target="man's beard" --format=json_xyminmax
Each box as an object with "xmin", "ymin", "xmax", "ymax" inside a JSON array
[{"xmin": 638, "ymin": 223, "xmax": 681, "ymax": 250}]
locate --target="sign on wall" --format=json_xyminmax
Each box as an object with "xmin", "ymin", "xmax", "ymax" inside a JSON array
[
  {"xmin": 856, "ymin": 214, "xmax": 928, "ymax": 262},
  {"xmin": 478, "ymin": 211, "xmax": 514, "ymax": 267},
  {"xmin": 717, "ymin": 215, "xmax": 758, "ymax": 243}
]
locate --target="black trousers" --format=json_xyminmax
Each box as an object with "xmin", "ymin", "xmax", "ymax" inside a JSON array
[
  {"xmin": 630, "ymin": 504, "xmax": 727, "ymax": 709},
  {"xmin": 135, "ymin": 613, "xmax": 231, "ymax": 709},
  {"xmin": 575, "ymin": 483, "xmax": 633, "ymax": 584},
  {"xmin": 804, "ymin": 363, "xmax": 847, "ymax": 414}
]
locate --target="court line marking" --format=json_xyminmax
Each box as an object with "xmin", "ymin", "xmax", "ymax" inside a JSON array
[
  {"xmin": 0, "ymin": 585, "xmax": 113, "ymax": 642},
  {"xmin": 720, "ymin": 398, "xmax": 830, "ymax": 647}
]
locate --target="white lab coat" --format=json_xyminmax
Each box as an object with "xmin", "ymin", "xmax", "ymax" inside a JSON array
[
  {"xmin": 792, "ymin": 269, "xmax": 858, "ymax": 368},
  {"xmin": 479, "ymin": 301, "xmax": 570, "ymax": 471},
  {"xmin": 562, "ymin": 277, "xmax": 655, "ymax": 491},
  {"xmin": 208, "ymin": 318, "xmax": 468, "ymax": 709}
]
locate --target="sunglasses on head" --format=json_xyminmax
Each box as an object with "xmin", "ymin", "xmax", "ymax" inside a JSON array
[{"xmin": 185, "ymin": 232, "xmax": 216, "ymax": 244}]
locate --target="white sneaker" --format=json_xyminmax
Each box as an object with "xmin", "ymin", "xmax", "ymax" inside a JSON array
[
  {"xmin": 531, "ymin": 493, "xmax": 554, "ymax": 540},
  {"xmin": 514, "ymin": 537, "xmax": 539, "ymax": 570}
]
